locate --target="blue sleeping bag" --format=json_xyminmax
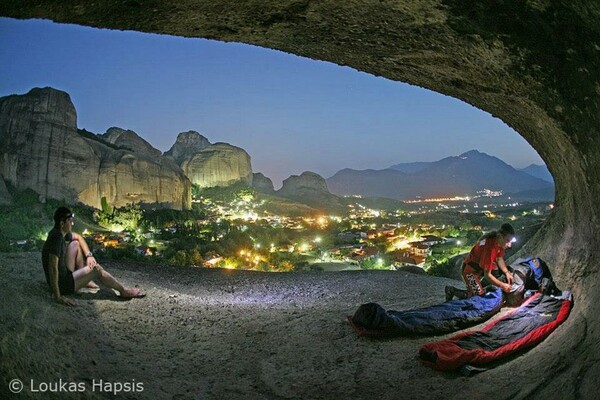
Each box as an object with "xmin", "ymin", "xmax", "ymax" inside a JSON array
[{"xmin": 348, "ymin": 287, "xmax": 503, "ymax": 337}]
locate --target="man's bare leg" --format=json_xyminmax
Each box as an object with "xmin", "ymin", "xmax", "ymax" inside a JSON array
[
  {"xmin": 73, "ymin": 265, "xmax": 143, "ymax": 298},
  {"xmin": 66, "ymin": 241, "xmax": 99, "ymax": 290}
]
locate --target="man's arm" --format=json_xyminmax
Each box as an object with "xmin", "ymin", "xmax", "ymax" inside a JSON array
[
  {"xmin": 496, "ymin": 257, "xmax": 514, "ymax": 285},
  {"xmin": 47, "ymin": 254, "xmax": 75, "ymax": 306},
  {"xmin": 484, "ymin": 268, "xmax": 511, "ymax": 292},
  {"xmin": 71, "ymin": 232, "xmax": 96, "ymax": 267}
]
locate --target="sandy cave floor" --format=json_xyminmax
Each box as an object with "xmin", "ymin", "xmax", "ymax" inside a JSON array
[{"xmin": 0, "ymin": 252, "xmax": 567, "ymax": 400}]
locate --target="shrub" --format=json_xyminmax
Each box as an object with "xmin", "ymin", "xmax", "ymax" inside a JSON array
[{"xmin": 97, "ymin": 203, "xmax": 142, "ymax": 232}]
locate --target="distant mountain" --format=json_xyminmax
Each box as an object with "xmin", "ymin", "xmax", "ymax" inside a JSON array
[
  {"xmin": 519, "ymin": 164, "xmax": 554, "ymax": 183},
  {"xmin": 327, "ymin": 150, "xmax": 554, "ymax": 200},
  {"xmin": 326, "ymin": 168, "xmax": 419, "ymax": 200},
  {"xmin": 504, "ymin": 187, "xmax": 555, "ymax": 202},
  {"xmin": 388, "ymin": 161, "xmax": 433, "ymax": 173}
]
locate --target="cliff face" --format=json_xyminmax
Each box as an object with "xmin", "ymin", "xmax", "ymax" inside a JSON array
[
  {"xmin": 181, "ymin": 142, "xmax": 253, "ymax": 188},
  {"xmin": 0, "ymin": 175, "xmax": 13, "ymax": 205},
  {"xmin": 0, "ymin": 87, "xmax": 101, "ymax": 205},
  {"xmin": 101, "ymin": 127, "xmax": 163, "ymax": 158},
  {"xmin": 0, "ymin": 88, "xmax": 191, "ymax": 209},
  {"xmin": 164, "ymin": 131, "xmax": 211, "ymax": 165}
]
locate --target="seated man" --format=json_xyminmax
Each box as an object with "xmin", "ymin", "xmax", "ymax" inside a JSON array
[{"xmin": 42, "ymin": 207, "xmax": 144, "ymax": 306}]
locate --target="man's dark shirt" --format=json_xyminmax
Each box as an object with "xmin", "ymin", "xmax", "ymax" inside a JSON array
[{"xmin": 41, "ymin": 227, "xmax": 72, "ymax": 287}]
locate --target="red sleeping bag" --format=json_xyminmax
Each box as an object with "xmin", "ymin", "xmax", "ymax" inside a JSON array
[{"xmin": 419, "ymin": 291, "xmax": 572, "ymax": 371}]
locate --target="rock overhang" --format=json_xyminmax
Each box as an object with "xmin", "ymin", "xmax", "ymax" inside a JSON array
[{"xmin": 1, "ymin": 1, "xmax": 599, "ymax": 397}]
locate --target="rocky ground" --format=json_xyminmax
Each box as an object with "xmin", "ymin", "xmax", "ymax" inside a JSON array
[{"xmin": 0, "ymin": 252, "xmax": 570, "ymax": 400}]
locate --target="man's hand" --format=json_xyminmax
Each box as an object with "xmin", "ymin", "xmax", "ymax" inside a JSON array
[
  {"xmin": 502, "ymin": 283, "xmax": 512, "ymax": 292},
  {"xmin": 55, "ymin": 295, "xmax": 76, "ymax": 307},
  {"xmin": 505, "ymin": 271, "xmax": 514, "ymax": 285},
  {"xmin": 85, "ymin": 256, "xmax": 97, "ymax": 268}
]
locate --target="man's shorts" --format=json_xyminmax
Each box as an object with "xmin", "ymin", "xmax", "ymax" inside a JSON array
[
  {"xmin": 462, "ymin": 263, "xmax": 485, "ymax": 297},
  {"xmin": 58, "ymin": 271, "xmax": 75, "ymax": 295}
]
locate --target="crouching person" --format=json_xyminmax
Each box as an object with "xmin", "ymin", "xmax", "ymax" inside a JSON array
[
  {"xmin": 445, "ymin": 223, "xmax": 516, "ymax": 301},
  {"xmin": 42, "ymin": 207, "xmax": 144, "ymax": 306}
]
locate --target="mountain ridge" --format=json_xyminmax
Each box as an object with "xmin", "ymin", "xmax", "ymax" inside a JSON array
[{"xmin": 327, "ymin": 150, "xmax": 553, "ymax": 201}]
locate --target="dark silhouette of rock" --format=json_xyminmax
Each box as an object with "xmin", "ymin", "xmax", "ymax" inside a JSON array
[
  {"xmin": 0, "ymin": 87, "xmax": 191, "ymax": 209},
  {"xmin": 277, "ymin": 171, "xmax": 342, "ymax": 210},
  {"xmin": 252, "ymin": 172, "xmax": 275, "ymax": 193}
]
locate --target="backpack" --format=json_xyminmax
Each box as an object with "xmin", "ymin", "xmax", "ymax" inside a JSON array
[{"xmin": 509, "ymin": 257, "xmax": 561, "ymax": 296}]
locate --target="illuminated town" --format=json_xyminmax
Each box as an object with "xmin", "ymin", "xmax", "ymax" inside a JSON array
[{"xmin": 28, "ymin": 186, "xmax": 552, "ymax": 276}]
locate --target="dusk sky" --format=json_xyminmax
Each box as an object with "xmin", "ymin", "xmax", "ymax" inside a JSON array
[{"xmin": 0, "ymin": 17, "xmax": 544, "ymax": 188}]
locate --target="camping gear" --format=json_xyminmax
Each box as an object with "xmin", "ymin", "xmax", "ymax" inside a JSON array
[
  {"xmin": 419, "ymin": 291, "xmax": 573, "ymax": 372},
  {"xmin": 348, "ymin": 287, "xmax": 503, "ymax": 337},
  {"xmin": 510, "ymin": 257, "xmax": 561, "ymax": 296}
]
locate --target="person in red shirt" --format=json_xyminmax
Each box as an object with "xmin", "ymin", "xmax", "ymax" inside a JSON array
[{"xmin": 445, "ymin": 223, "xmax": 516, "ymax": 300}]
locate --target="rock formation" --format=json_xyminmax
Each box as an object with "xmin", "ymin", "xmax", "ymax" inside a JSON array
[
  {"xmin": 101, "ymin": 127, "xmax": 162, "ymax": 158},
  {"xmin": 251, "ymin": 172, "xmax": 275, "ymax": 193},
  {"xmin": 164, "ymin": 130, "xmax": 211, "ymax": 165},
  {"xmin": 0, "ymin": 87, "xmax": 191, "ymax": 209},
  {"xmin": 277, "ymin": 171, "xmax": 342, "ymax": 210},
  {"xmin": 180, "ymin": 142, "xmax": 253, "ymax": 188}
]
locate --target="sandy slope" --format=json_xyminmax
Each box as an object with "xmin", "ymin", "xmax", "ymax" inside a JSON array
[{"xmin": 0, "ymin": 252, "xmax": 568, "ymax": 400}]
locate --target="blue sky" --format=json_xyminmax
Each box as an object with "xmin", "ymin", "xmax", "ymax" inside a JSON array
[{"xmin": 0, "ymin": 17, "xmax": 544, "ymax": 187}]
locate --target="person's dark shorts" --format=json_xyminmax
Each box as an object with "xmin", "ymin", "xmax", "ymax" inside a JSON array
[{"xmin": 58, "ymin": 271, "xmax": 75, "ymax": 295}]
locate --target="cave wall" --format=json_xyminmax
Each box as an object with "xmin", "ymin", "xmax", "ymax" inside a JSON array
[{"xmin": 1, "ymin": 1, "xmax": 599, "ymax": 398}]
